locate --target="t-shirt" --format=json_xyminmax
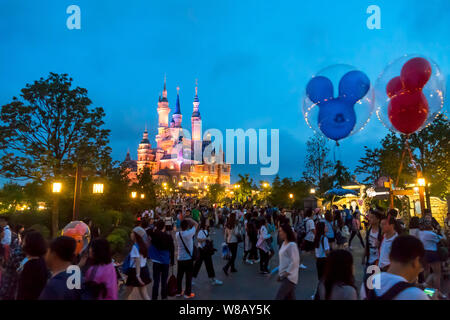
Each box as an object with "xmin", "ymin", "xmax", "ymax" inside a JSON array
[
  {"xmin": 17, "ymin": 257, "xmax": 49, "ymax": 300},
  {"xmin": 315, "ymin": 236, "xmax": 329, "ymax": 258},
  {"xmin": 177, "ymin": 227, "xmax": 196, "ymax": 261},
  {"xmin": 378, "ymin": 233, "xmax": 398, "ymax": 269},
  {"xmin": 130, "ymin": 244, "xmax": 147, "ymax": 268},
  {"xmin": 197, "ymin": 229, "xmax": 209, "ymax": 248},
  {"xmin": 360, "ymin": 272, "xmax": 429, "ymax": 300},
  {"xmin": 39, "ymin": 270, "xmax": 82, "ymax": 300},
  {"xmin": 324, "ymin": 220, "xmax": 334, "ymax": 239},
  {"xmin": 1, "ymin": 225, "xmax": 11, "ymax": 245},
  {"xmin": 191, "ymin": 209, "xmax": 200, "ymax": 222},
  {"xmin": 85, "ymin": 263, "xmax": 118, "ymax": 300},
  {"xmin": 278, "ymin": 242, "xmax": 300, "ymax": 285},
  {"xmin": 304, "ymin": 218, "xmax": 315, "ymax": 242},
  {"xmin": 419, "ymin": 230, "xmax": 442, "ymax": 251},
  {"xmin": 368, "ymin": 229, "xmax": 380, "ymax": 264}
]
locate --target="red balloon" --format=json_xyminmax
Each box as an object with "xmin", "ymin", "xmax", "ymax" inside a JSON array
[
  {"xmin": 388, "ymin": 90, "xmax": 429, "ymax": 134},
  {"xmin": 386, "ymin": 76, "xmax": 403, "ymax": 98},
  {"xmin": 400, "ymin": 57, "xmax": 432, "ymax": 90}
]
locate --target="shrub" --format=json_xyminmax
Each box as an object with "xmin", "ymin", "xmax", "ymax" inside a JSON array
[
  {"xmin": 29, "ymin": 224, "xmax": 51, "ymax": 239},
  {"xmin": 106, "ymin": 227, "xmax": 131, "ymax": 255}
]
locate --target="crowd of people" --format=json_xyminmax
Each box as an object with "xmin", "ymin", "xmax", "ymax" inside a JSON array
[{"xmin": 0, "ymin": 202, "xmax": 449, "ymax": 300}]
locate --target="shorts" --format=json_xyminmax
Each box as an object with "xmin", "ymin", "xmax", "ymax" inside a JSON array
[
  {"xmin": 126, "ymin": 265, "xmax": 152, "ymax": 287},
  {"xmin": 424, "ymin": 250, "xmax": 440, "ymax": 263}
]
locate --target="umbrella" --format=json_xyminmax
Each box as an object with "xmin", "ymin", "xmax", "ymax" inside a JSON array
[{"xmin": 324, "ymin": 188, "xmax": 358, "ymax": 197}]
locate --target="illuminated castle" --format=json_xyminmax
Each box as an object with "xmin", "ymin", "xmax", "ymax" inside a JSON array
[{"xmin": 123, "ymin": 77, "xmax": 231, "ymax": 189}]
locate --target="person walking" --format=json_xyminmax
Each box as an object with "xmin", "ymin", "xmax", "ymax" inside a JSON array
[
  {"xmin": 314, "ymin": 221, "xmax": 329, "ymax": 281},
  {"xmin": 83, "ymin": 238, "xmax": 118, "ymax": 300},
  {"xmin": 123, "ymin": 227, "xmax": 151, "ymax": 300},
  {"xmin": 275, "ymin": 223, "xmax": 299, "ymax": 300},
  {"xmin": 148, "ymin": 219, "xmax": 175, "ymax": 300},
  {"xmin": 348, "ymin": 209, "xmax": 365, "ymax": 250},
  {"xmin": 256, "ymin": 217, "xmax": 272, "ymax": 274},
  {"xmin": 176, "ymin": 217, "xmax": 198, "ymax": 299},
  {"xmin": 193, "ymin": 219, "xmax": 223, "ymax": 286},
  {"xmin": 16, "ymin": 231, "xmax": 49, "ymax": 300},
  {"xmin": 223, "ymin": 212, "xmax": 239, "ymax": 276}
]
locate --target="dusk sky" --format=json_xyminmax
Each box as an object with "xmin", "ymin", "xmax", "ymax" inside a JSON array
[{"xmin": 1, "ymin": 0, "xmax": 449, "ymax": 184}]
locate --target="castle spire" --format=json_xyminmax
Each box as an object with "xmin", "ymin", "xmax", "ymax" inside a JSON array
[
  {"xmin": 192, "ymin": 79, "xmax": 200, "ymax": 118},
  {"xmin": 174, "ymin": 86, "xmax": 181, "ymax": 115},
  {"xmin": 162, "ymin": 75, "xmax": 168, "ymax": 100}
]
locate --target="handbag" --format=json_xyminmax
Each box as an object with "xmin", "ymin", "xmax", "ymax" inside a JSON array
[
  {"xmin": 201, "ymin": 230, "xmax": 216, "ymax": 256},
  {"xmin": 167, "ymin": 267, "xmax": 177, "ymax": 297}
]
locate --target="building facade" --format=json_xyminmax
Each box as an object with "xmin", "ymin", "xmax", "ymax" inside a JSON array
[{"xmin": 123, "ymin": 78, "xmax": 231, "ymax": 189}]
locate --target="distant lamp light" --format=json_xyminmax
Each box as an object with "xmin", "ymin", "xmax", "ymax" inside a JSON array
[
  {"xmin": 289, "ymin": 193, "xmax": 294, "ymax": 199},
  {"xmin": 162, "ymin": 182, "xmax": 167, "ymax": 187},
  {"xmin": 93, "ymin": 183, "xmax": 104, "ymax": 194},
  {"xmin": 52, "ymin": 182, "xmax": 62, "ymax": 193},
  {"xmin": 413, "ymin": 187, "xmax": 419, "ymax": 193},
  {"xmin": 417, "ymin": 178, "xmax": 426, "ymax": 187},
  {"xmin": 131, "ymin": 191, "xmax": 137, "ymax": 199},
  {"xmin": 178, "ymin": 182, "xmax": 183, "ymax": 187},
  {"xmin": 310, "ymin": 188, "xmax": 316, "ymax": 194},
  {"xmin": 140, "ymin": 194, "xmax": 145, "ymax": 199},
  {"xmin": 263, "ymin": 183, "xmax": 269, "ymax": 188}
]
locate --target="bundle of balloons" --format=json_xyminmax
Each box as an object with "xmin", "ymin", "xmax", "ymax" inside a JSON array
[
  {"xmin": 62, "ymin": 221, "xmax": 91, "ymax": 255},
  {"xmin": 302, "ymin": 55, "xmax": 445, "ymax": 142}
]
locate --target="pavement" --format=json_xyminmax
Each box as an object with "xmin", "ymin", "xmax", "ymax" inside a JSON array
[{"xmin": 125, "ymin": 227, "xmax": 449, "ymax": 300}]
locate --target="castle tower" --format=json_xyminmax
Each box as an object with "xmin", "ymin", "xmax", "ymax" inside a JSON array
[
  {"xmin": 156, "ymin": 76, "xmax": 170, "ymax": 148},
  {"xmin": 137, "ymin": 127, "xmax": 152, "ymax": 173},
  {"xmin": 191, "ymin": 80, "xmax": 202, "ymax": 141},
  {"xmin": 172, "ymin": 86, "xmax": 182, "ymax": 128}
]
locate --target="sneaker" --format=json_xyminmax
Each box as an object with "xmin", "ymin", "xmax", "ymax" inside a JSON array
[
  {"xmin": 211, "ymin": 279, "xmax": 223, "ymax": 286},
  {"xmin": 299, "ymin": 264, "xmax": 307, "ymax": 269},
  {"xmin": 254, "ymin": 259, "xmax": 260, "ymax": 263},
  {"xmin": 246, "ymin": 259, "xmax": 254, "ymax": 265},
  {"xmin": 184, "ymin": 293, "xmax": 195, "ymax": 299}
]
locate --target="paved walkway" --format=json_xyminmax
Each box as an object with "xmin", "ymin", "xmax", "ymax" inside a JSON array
[{"xmin": 126, "ymin": 227, "xmax": 449, "ymax": 300}]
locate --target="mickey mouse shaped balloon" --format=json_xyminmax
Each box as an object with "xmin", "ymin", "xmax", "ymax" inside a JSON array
[
  {"xmin": 303, "ymin": 65, "xmax": 372, "ymax": 142},
  {"xmin": 375, "ymin": 55, "xmax": 445, "ymax": 135}
]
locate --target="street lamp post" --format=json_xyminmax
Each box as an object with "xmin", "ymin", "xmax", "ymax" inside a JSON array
[
  {"xmin": 417, "ymin": 174, "xmax": 426, "ymax": 215},
  {"xmin": 52, "ymin": 182, "xmax": 62, "ymax": 237}
]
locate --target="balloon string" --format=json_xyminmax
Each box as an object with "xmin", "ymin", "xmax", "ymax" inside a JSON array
[{"xmin": 394, "ymin": 134, "xmax": 419, "ymax": 188}]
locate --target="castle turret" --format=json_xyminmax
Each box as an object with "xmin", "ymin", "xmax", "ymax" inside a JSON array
[
  {"xmin": 137, "ymin": 127, "xmax": 152, "ymax": 173},
  {"xmin": 172, "ymin": 86, "xmax": 182, "ymax": 128},
  {"xmin": 191, "ymin": 80, "xmax": 202, "ymax": 144},
  {"xmin": 156, "ymin": 76, "xmax": 170, "ymax": 148}
]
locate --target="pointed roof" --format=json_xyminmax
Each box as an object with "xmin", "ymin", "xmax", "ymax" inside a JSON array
[
  {"xmin": 192, "ymin": 79, "xmax": 201, "ymax": 118},
  {"xmin": 174, "ymin": 86, "xmax": 181, "ymax": 115},
  {"xmin": 161, "ymin": 75, "xmax": 168, "ymax": 102}
]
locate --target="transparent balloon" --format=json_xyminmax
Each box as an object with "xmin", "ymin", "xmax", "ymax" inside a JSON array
[
  {"xmin": 374, "ymin": 54, "xmax": 445, "ymax": 135},
  {"xmin": 302, "ymin": 64, "xmax": 374, "ymax": 143},
  {"xmin": 62, "ymin": 221, "xmax": 91, "ymax": 255}
]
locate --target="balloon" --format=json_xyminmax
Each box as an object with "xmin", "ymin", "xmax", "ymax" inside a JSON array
[
  {"xmin": 62, "ymin": 221, "xmax": 91, "ymax": 256},
  {"xmin": 400, "ymin": 57, "xmax": 432, "ymax": 91},
  {"xmin": 375, "ymin": 55, "xmax": 445, "ymax": 135},
  {"xmin": 303, "ymin": 65, "xmax": 372, "ymax": 142},
  {"xmin": 388, "ymin": 90, "xmax": 429, "ymax": 134}
]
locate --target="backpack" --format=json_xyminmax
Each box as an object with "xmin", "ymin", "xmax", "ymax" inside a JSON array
[
  {"xmin": 121, "ymin": 244, "xmax": 138, "ymax": 275},
  {"xmin": 167, "ymin": 268, "xmax": 177, "ymax": 297},
  {"xmin": 81, "ymin": 266, "xmax": 107, "ymax": 300},
  {"xmin": 201, "ymin": 230, "xmax": 216, "ymax": 256},
  {"xmin": 297, "ymin": 219, "xmax": 308, "ymax": 241},
  {"xmin": 365, "ymin": 281, "xmax": 416, "ymax": 300}
]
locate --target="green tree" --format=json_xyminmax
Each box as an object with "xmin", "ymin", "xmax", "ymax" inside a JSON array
[
  {"xmin": 302, "ymin": 133, "xmax": 333, "ymax": 190},
  {"xmin": 135, "ymin": 167, "xmax": 157, "ymax": 210},
  {"xmin": 206, "ymin": 183, "xmax": 226, "ymax": 204},
  {"xmin": 0, "ymin": 73, "xmax": 112, "ymax": 234},
  {"xmin": 234, "ymin": 174, "xmax": 255, "ymax": 204},
  {"xmin": 332, "ymin": 160, "xmax": 353, "ymax": 187},
  {"xmin": 0, "ymin": 73, "xmax": 112, "ymax": 182}
]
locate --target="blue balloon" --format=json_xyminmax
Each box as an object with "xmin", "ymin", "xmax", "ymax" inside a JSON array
[{"xmin": 305, "ymin": 70, "xmax": 370, "ymax": 142}]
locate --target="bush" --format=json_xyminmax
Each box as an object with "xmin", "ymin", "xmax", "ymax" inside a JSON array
[{"xmin": 106, "ymin": 227, "xmax": 131, "ymax": 255}]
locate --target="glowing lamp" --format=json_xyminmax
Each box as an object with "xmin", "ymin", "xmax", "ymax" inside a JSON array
[{"xmin": 52, "ymin": 182, "xmax": 62, "ymax": 193}]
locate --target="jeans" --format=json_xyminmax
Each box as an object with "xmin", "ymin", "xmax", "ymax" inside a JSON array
[
  {"xmin": 249, "ymin": 237, "xmax": 258, "ymax": 260},
  {"xmin": 275, "ymin": 278, "xmax": 296, "ymax": 300},
  {"xmin": 193, "ymin": 248, "xmax": 215, "ymax": 278},
  {"xmin": 224, "ymin": 242, "xmax": 238, "ymax": 272},
  {"xmin": 259, "ymin": 249, "xmax": 270, "ymax": 272},
  {"xmin": 152, "ymin": 262, "xmax": 169, "ymax": 300},
  {"xmin": 316, "ymin": 257, "xmax": 327, "ymax": 280},
  {"xmin": 177, "ymin": 259, "xmax": 194, "ymax": 295}
]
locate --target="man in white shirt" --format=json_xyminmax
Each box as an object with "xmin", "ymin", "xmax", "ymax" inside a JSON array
[
  {"xmin": 361, "ymin": 235, "xmax": 429, "ymax": 300},
  {"xmin": 378, "ymin": 215, "xmax": 398, "ymax": 271},
  {"xmin": 176, "ymin": 217, "xmax": 198, "ymax": 299},
  {"xmin": 0, "ymin": 217, "xmax": 11, "ymax": 246}
]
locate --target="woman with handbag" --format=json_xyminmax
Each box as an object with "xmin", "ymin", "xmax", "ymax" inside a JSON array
[
  {"xmin": 223, "ymin": 212, "xmax": 239, "ymax": 276},
  {"xmin": 193, "ymin": 218, "xmax": 223, "ymax": 286},
  {"xmin": 123, "ymin": 227, "xmax": 151, "ymax": 300},
  {"xmin": 257, "ymin": 217, "xmax": 272, "ymax": 274}
]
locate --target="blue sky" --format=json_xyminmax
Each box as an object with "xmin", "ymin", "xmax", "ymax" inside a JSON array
[{"xmin": 0, "ymin": 0, "xmax": 449, "ymax": 184}]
